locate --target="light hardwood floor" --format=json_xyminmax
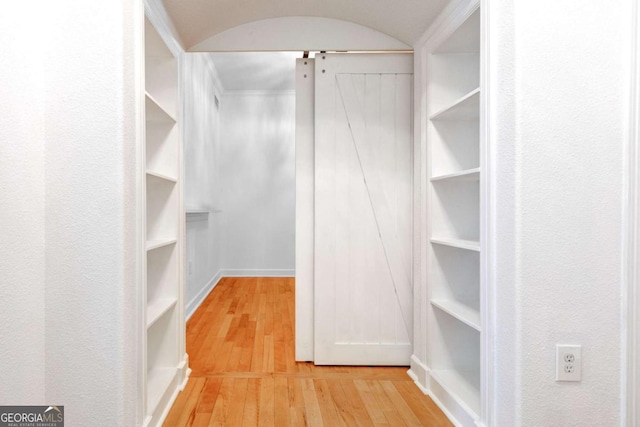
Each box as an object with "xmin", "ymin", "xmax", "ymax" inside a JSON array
[{"xmin": 163, "ymin": 277, "xmax": 452, "ymax": 426}]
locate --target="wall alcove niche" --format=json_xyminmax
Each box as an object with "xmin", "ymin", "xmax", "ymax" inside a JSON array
[
  {"xmin": 139, "ymin": 0, "xmax": 488, "ymax": 426},
  {"xmin": 410, "ymin": 2, "xmax": 489, "ymax": 426}
]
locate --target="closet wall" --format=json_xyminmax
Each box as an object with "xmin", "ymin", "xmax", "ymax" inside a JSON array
[
  {"xmin": 183, "ymin": 54, "xmax": 224, "ymax": 318},
  {"xmin": 0, "ymin": 2, "xmax": 46, "ymax": 405},
  {"xmin": 409, "ymin": 0, "xmax": 633, "ymax": 425},
  {"xmin": 183, "ymin": 59, "xmax": 297, "ymax": 313},
  {"xmin": 0, "ymin": 0, "xmax": 141, "ymax": 424},
  {"xmin": 490, "ymin": 1, "xmax": 631, "ymax": 425},
  {"xmin": 218, "ymin": 92, "xmax": 296, "ymax": 276}
]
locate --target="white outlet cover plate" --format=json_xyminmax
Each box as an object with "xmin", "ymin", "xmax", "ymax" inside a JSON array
[{"xmin": 556, "ymin": 344, "xmax": 582, "ymax": 382}]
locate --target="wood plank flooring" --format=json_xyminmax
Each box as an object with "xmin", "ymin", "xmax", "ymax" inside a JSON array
[{"xmin": 163, "ymin": 277, "xmax": 452, "ymax": 426}]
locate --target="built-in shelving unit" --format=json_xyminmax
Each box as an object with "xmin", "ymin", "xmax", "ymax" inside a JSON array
[
  {"xmin": 425, "ymin": 5, "xmax": 482, "ymax": 425},
  {"xmin": 143, "ymin": 14, "xmax": 187, "ymax": 427}
]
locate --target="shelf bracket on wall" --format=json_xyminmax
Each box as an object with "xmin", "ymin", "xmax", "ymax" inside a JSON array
[{"xmin": 185, "ymin": 209, "xmax": 222, "ymax": 222}]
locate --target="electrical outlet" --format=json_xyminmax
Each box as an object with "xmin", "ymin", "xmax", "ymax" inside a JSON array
[{"xmin": 556, "ymin": 344, "xmax": 581, "ymax": 382}]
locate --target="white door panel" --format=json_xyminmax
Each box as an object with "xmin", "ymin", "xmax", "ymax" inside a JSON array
[{"xmin": 314, "ymin": 54, "xmax": 413, "ymax": 365}]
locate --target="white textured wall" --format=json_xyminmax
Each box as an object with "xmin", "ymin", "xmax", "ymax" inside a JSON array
[
  {"xmin": 0, "ymin": 3, "xmax": 46, "ymax": 405},
  {"xmin": 487, "ymin": 0, "xmax": 519, "ymax": 424},
  {"xmin": 219, "ymin": 93, "xmax": 296, "ymax": 274},
  {"xmin": 43, "ymin": 1, "xmax": 138, "ymax": 425},
  {"xmin": 183, "ymin": 53, "xmax": 224, "ymax": 314},
  {"xmin": 491, "ymin": 0, "xmax": 632, "ymax": 424}
]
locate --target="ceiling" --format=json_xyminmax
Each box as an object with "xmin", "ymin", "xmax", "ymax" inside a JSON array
[
  {"xmin": 162, "ymin": 0, "xmax": 450, "ymax": 50},
  {"xmin": 210, "ymin": 52, "xmax": 300, "ymax": 91}
]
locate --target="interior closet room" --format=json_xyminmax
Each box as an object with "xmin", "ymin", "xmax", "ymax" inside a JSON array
[
  {"xmin": 3, "ymin": 0, "xmax": 630, "ymax": 426},
  {"xmin": 183, "ymin": 52, "xmax": 297, "ymax": 317},
  {"xmin": 143, "ymin": 0, "xmax": 481, "ymax": 423}
]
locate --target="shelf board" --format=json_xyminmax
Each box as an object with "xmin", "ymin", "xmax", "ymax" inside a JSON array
[
  {"xmin": 147, "ymin": 367, "xmax": 175, "ymax": 414},
  {"xmin": 147, "ymin": 298, "xmax": 177, "ymax": 329},
  {"xmin": 431, "ymin": 237, "xmax": 480, "ymax": 252},
  {"xmin": 431, "ymin": 299, "xmax": 481, "ymax": 331},
  {"xmin": 185, "ymin": 210, "xmax": 209, "ymax": 223},
  {"xmin": 431, "ymin": 168, "xmax": 480, "ymax": 182},
  {"xmin": 186, "ymin": 209, "xmax": 222, "ymax": 215},
  {"xmin": 145, "ymin": 92, "xmax": 177, "ymax": 123},
  {"xmin": 430, "ymin": 368, "xmax": 480, "ymax": 419},
  {"xmin": 430, "ymin": 88, "xmax": 479, "ymax": 121},
  {"xmin": 146, "ymin": 238, "xmax": 177, "ymax": 252},
  {"xmin": 146, "ymin": 170, "xmax": 178, "ymax": 183}
]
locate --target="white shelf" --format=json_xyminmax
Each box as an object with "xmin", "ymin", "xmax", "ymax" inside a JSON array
[
  {"xmin": 431, "ymin": 237, "xmax": 480, "ymax": 252},
  {"xmin": 430, "ymin": 88, "xmax": 479, "ymax": 121},
  {"xmin": 430, "ymin": 368, "xmax": 480, "ymax": 419},
  {"xmin": 147, "ymin": 367, "xmax": 176, "ymax": 414},
  {"xmin": 431, "ymin": 299, "xmax": 480, "ymax": 331},
  {"xmin": 186, "ymin": 209, "xmax": 222, "ymax": 215},
  {"xmin": 146, "ymin": 238, "xmax": 177, "ymax": 252},
  {"xmin": 431, "ymin": 168, "xmax": 480, "ymax": 182},
  {"xmin": 146, "ymin": 92, "xmax": 177, "ymax": 123},
  {"xmin": 146, "ymin": 169, "xmax": 177, "ymax": 183},
  {"xmin": 147, "ymin": 298, "xmax": 177, "ymax": 329},
  {"xmin": 185, "ymin": 210, "xmax": 209, "ymax": 223}
]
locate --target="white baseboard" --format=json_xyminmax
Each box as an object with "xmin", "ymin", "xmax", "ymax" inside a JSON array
[
  {"xmin": 146, "ymin": 365, "xmax": 183, "ymax": 427},
  {"xmin": 427, "ymin": 387, "xmax": 465, "ymax": 427},
  {"xmin": 428, "ymin": 368, "xmax": 476, "ymax": 427},
  {"xmin": 185, "ymin": 271, "xmax": 222, "ymax": 321},
  {"xmin": 409, "ymin": 354, "xmax": 429, "ymax": 392},
  {"xmin": 408, "ymin": 369, "xmax": 430, "ymax": 395},
  {"xmin": 220, "ymin": 269, "xmax": 295, "ymax": 277},
  {"xmin": 178, "ymin": 354, "xmax": 191, "ymax": 390}
]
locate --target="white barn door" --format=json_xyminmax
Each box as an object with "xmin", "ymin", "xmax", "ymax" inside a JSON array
[{"xmin": 314, "ymin": 54, "xmax": 413, "ymax": 365}]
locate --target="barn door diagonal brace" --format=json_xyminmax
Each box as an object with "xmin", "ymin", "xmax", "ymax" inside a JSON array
[{"xmin": 336, "ymin": 74, "xmax": 413, "ymax": 340}]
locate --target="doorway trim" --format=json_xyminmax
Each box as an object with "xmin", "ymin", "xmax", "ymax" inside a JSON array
[
  {"xmin": 295, "ymin": 58, "xmax": 315, "ymax": 361},
  {"xmin": 627, "ymin": 0, "xmax": 640, "ymax": 423}
]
